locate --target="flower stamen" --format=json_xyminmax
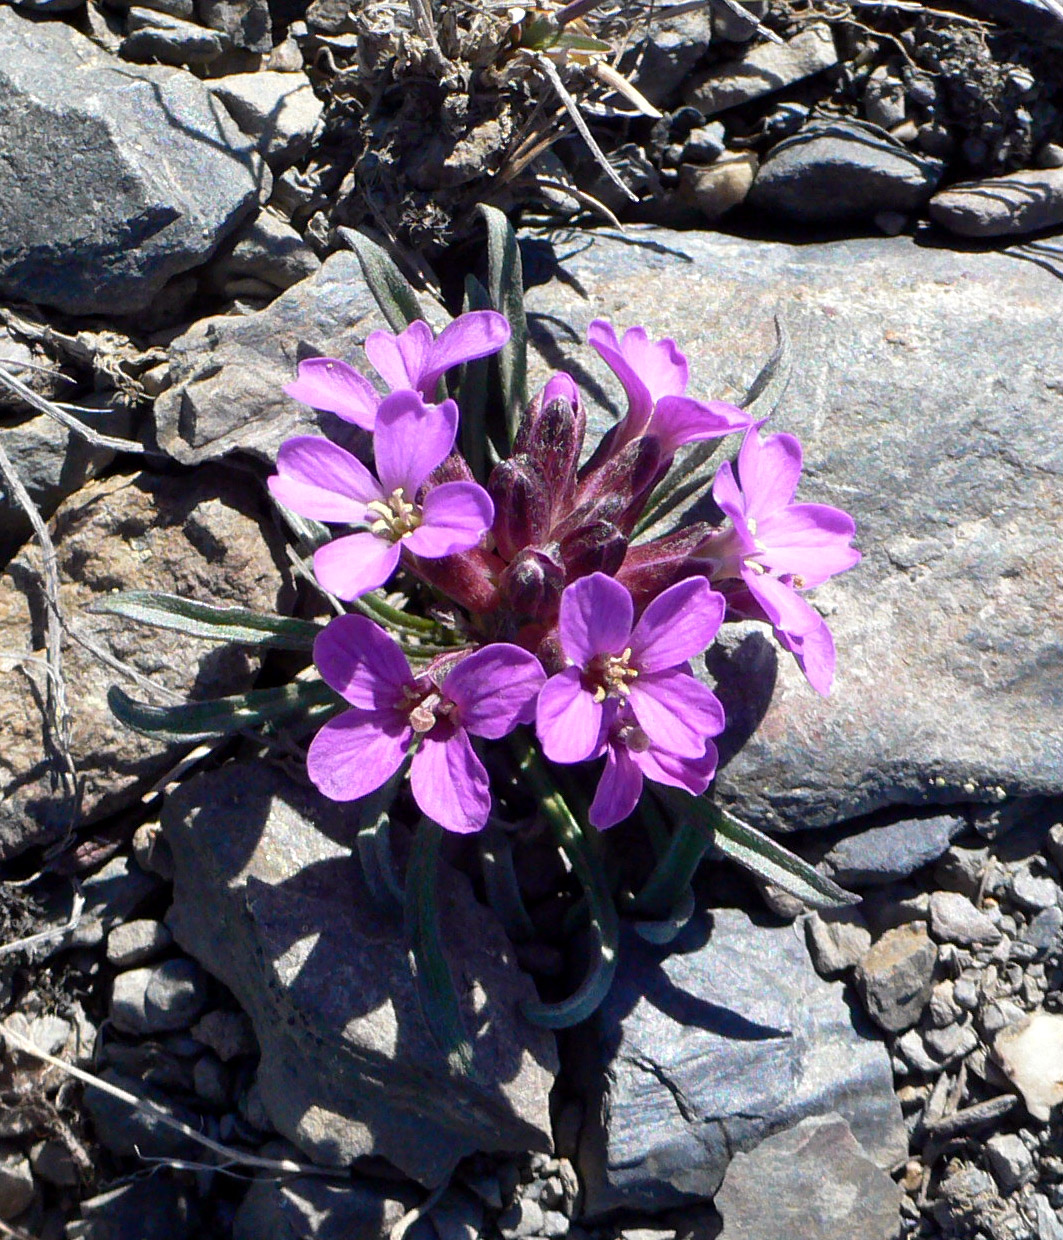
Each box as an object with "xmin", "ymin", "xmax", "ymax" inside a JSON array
[
  {"xmin": 589, "ymin": 647, "xmax": 639, "ymax": 702},
  {"xmin": 366, "ymin": 488, "xmax": 423, "ymax": 541}
]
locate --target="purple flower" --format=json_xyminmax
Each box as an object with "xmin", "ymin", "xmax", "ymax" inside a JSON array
[
  {"xmin": 365, "ymin": 311, "xmax": 511, "ymax": 400},
  {"xmin": 587, "ymin": 319, "xmax": 751, "ymax": 457},
  {"xmin": 588, "ymin": 700, "xmax": 720, "ymax": 830},
  {"xmin": 536, "ymin": 573, "xmax": 726, "ymax": 765},
  {"xmin": 308, "ymin": 616, "xmax": 546, "ymax": 834},
  {"xmin": 694, "ymin": 427, "xmax": 860, "ymax": 695},
  {"xmin": 268, "ymin": 390, "xmax": 494, "ymax": 600},
  {"xmin": 283, "ymin": 311, "xmax": 511, "ymax": 430}
]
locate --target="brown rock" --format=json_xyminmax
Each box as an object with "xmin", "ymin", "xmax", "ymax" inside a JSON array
[
  {"xmin": 855, "ymin": 923, "xmax": 938, "ymax": 1033},
  {"xmin": 0, "ymin": 469, "xmax": 288, "ymax": 859},
  {"xmin": 680, "ymin": 153, "xmax": 758, "ymax": 222}
]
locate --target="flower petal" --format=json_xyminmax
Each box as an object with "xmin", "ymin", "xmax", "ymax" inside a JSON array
[
  {"xmin": 268, "ymin": 437, "xmax": 383, "ymax": 524},
  {"xmin": 284, "ymin": 358, "xmax": 380, "ymax": 429},
  {"xmin": 737, "ymin": 429, "xmax": 803, "ymax": 518},
  {"xmin": 587, "ymin": 319, "xmax": 653, "ymax": 437},
  {"xmin": 410, "ymin": 722, "xmax": 491, "ymax": 834},
  {"xmin": 536, "ymin": 667, "xmax": 603, "ymax": 763},
  {"xmin": 558, "ymin": 572, "xmax": 633, "ymax": 665},
  {"xmin": 420, "ymin": 311, "xmax": 511, "ymax": 393},
  {"xmin": 753, "ymin": 503, "xmax": 861, "ymax": 585},
  {"xmin": 307, "ymin": 708, "xmax": 411, "ymax": 802},
  {"xmin": 365, "ymin": 321, "xmax": 434, "ymax": 392},
  {"xmin": 775, "ymin": 615, "xmax": 836, "ymax": 696},
  {"xmin": 628, "ymin": 668, "xmax": 726, "ymax": 757},
  {"xmin": 444, "ymin": 644, "xmax": 546, "ymax": 739},
  {"xmin": 649, "ymin": 395, "xmax": 752, "ymax": 456},
  {"xmin": 313, "ymin": 531, "xmax": 401, "ymax": 599},
  {"xmin": 629, "ymin": 577, "xmax": 725, "ymax": 672},
  {"xmin": 313, "ymin": 613, "xmax": 413, "ymax": 707},
  {"xmin": 404, "ymin": 481, "xmax": 493, "ymax": 559},
  {"xmin": 631, "ymin": 739, "xmax": 718, "ymax": 795},
  {"xmin": 711, "ymin": 458, "xmax": 747, "ymax": 526},
  {"xmin": 373, "ymin": 392, "xmax": 459, "ymax": 497},
  {"xmin": 589, "ymin": 743, "xmax": 644, "ymax": 830},
  {"xmin": 743, "ymin": 570, "xmax": 823, "ymax": 638}
]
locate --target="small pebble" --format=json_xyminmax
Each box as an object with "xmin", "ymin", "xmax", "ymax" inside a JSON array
[
  {"xmin": 985, "ymin": 1132, "xmax": 1034, "ymax": 1192},
  {"xmin": 498, "ymin": 1196, "xmax": 544, "ymax": 1239},
  {"xmin": 30, "ymin": 1140, "xmax": 78, "ymax": 1189},
  {"xmin": 0, "ymin": 1149, "xmax": 35, "ymax": 1220},
  {"xmin": 929, "ymin": 891, "xmax": 1001, "ymax": 947},
  {"xmin": 106, "ymin": 919, "xmax": 173, "ymax": 968},
  {"xmin": 111, "ymin": 959, "xmax": 209, "ymax": 1035},
  {"xmin": 1008, "ymin": 868, "xmax": 1058, "ymax": 912}
]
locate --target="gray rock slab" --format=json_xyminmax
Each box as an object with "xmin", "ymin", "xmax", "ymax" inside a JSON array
[
  {"xmin": 574, "ymin": 909, "xmax": 905, "ymax": 1216},
  {"xmin": 622, "ymin": 8, "xmax": 714, "ymax": 109},
  {"xmin": 153, "ymin": 251, "xmax": 389, "ymax": 464},
  {"xmin": 207, "ymin": 209, "xmax": 321, "ymax": 296},
  {"xmin": 234, "ymin": 1176, "xmax": 413, "ymax": 1240},
  {"xmin": 121, "ymin": 7, "xmax": 230, "ymax": 65},
  {"xmin": 523, "ymin": 227, "xmax": 1063, "ymax": 832},
  {"xmin": 749, "ymin": 119, "xmax": 941, "ymax": 222},
  {"xmin": 0, "ymin": 7, "xmax": 265, "ymax": 315},
  {"xmin": 684, "ymin": 24, "xmax": 839, "ymax": 116},
  {"xmin": 930, "ymin": 167, "xmax": 1063, "ymax": 238},
  {"xmin": 163, "ymin": 763, "xmax": 558, "ymax": 1184},
  {"xmin": 0, "ymin": 469, "xmax": 288, "ymax": 859},
  {"xmin": 714, "ymin": 1113, "xmax": 902, "ymax": 1240}
]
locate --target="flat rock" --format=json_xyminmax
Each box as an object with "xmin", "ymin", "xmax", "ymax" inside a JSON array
[
  {"xmin": 928, "ymin": 891, "xmax": 1002, "ymax": 947},
  {"xmin": 0, "ymin": 7, "xmax": 265, "ymax": 315},
  {"xmin": 684, "ymin": 24, "xmax": 839, "ymax": 116},
  {"xmin": 714, "ymin": 1113, "xmax": 902, "ymax": 1240},
  {"xmin": 930, "ymin": 167, "xmax": 1063, "ymax": 238},
  {"xmin": 993, "ymin": 1011, "xmax": 1063, "ymax": 1120},
  {"xmin": 154, "ymin": 251, "xmax": 390, "ymax": 464},
  {"xmin": 163, "ymin": 763, "xmax": 558, "ymax": 1184},
  {"xmin": 818, "ymin": 812, "xmax": 967, "ymax": 887},
  {"xmin": 121, "ymin": 8, "xmax": 230, "ymax": 65},
  {"xmin": 233, "ymin": 1176, "xmax": 413, "ymax": 1240},
  {"xmin": 524, "ymin": 227, "xmax": 1063, "ymax": 831},
  {"xmin": 0, "ymin": 469, "xmax": 288, "ymax": 859},
  {"xmin": 210, "ymin": 71, "xmax": 323, "ymax": 171},
  {"xmin": 749, "ymin": 119, "xmax": 941, "ymax": 222},
  {"xmin": 574, "ymin": 909, "xmax": 904, "ymax": 1216}
]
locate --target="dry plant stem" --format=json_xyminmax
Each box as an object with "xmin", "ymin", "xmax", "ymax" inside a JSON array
[
  {"xmin": 521, "ymin": 50, "xmax": 638, "ymax": 202},
  {"xmin": 0, "ymin": 1218, "xmax": 38, "ymax": 1240},
  {"xmin": 0, "ymin": 364, "xmax": 150, "ymax": 455},
  {"xmin": 389, "ymin": 1169, "xmax": 457, "ymax": 1240},
  {"xmin": 0, "ymin": 887, "xmax": 85, "ymax": 959},
  {"xmin": 531, "ymin": 176, "xmax": 624, "ymax": 226},
  {"xmin": 0, "ymin": 1021, "xmax": 341, "ymax": 1179}
]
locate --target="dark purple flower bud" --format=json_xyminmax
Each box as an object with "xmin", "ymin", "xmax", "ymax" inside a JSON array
[
  {"xmin": 574, "ymin": 437, "xmax": 664, "ymax": 534},
  {"xmin": 406, "ymin": 546, "xmax": 504, "ymax": 614},
  {"xmin": 499, "ymin": 546, "xmax": 565, "ymax": 621},
  {"xmin": 514, "ymin": 374, "xmax": 585, "ymax": 518},
  {"xmin": 488, "ymin": 455, "xmax": 551, "ymax": 560},
  {"xmin": 615, "ymin": 524, "xmax": 714, "ymax": 608},
  {"xmin": 559, "ymin": 520, "xmax": 627, "ymax": 580}
]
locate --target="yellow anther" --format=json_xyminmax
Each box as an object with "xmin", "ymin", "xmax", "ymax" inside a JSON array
[{"xmin": 365, "ymin": 488, "xmax": 422, "ymax": 542}]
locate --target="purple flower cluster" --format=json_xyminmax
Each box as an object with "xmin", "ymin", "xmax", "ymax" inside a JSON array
[{"xmin": 269, "ymin": 313, "xmax": 860, "ymax": 834}]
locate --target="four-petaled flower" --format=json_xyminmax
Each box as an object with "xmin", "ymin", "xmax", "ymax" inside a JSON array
[
  {"xmin": 536, "ymin": 572, "xmax": 727, "ymax": 766},
  {"xmin": 268, "ymin": 390, "xmax": 494, "ymax": 600},
  {"xmin": 309, "ymin": 615, "xmax": 546, "ymax": 834},
  {"xmin": 284, "ymin": 311, "xmax": 511, "ymax": 430},
  {"xmin": 588, "ymin": 320, "xmax": 752, "ymax": 458},
  {"xmin": 588, "ymin": 699, "xmax": 722, "ymax": 830},
  {"xmin": 694, "ymin": 425, "xmax": 861, "ymax": 695}
]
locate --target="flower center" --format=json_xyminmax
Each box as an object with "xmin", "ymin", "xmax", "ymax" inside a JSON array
[
  {"xmin": 587, "ymin": 647, "xmax": 639, "ymax": 703},
  {"xmin": 617, "ymin": 720, "xmax": 651, "ymax": 753},
  {"xmin": 400, "ymin": 683, "xmax": 456, "ymax": 734},
  {"xmin": 366, "ymin": 488, "xmax": 422, "ymax": 542}
]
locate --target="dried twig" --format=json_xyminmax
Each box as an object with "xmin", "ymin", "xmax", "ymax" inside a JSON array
[
  {"xmin": 0, "ymin": 887, "xmax": 85, "ymax": 960},
  {"xmin": 0, "ymin": 1021, "xmax": 341, "ymax": 1179},
  {"xmin": 0, "ymin": 363, "xmax": 151, "ymax": 455}
]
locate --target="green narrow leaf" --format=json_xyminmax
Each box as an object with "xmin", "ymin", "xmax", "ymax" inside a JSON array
[
  {"xmin": 631, "ymin": 886, "xmax": 695, "ymax": 946},
  {"xmin": 107, "ymin": 678, "xmax": 339, "ymax": 742},
  {"xmin": 478, "ymin": 204, "xmax": 528, "ymax": 446},
  {"xmin": 458, "ymin": 274, "xmax": 494, "ymax": 482},
  {"xmin": 626, "ymin": 814, "xmax": 712, "ymax": 921},
  {"xmin": 404, "ymin": 818, "xmax": 476, "ymax": 1077},
  {"xmin": 336, "ymin": 227, "xmax": 428, "ymax": 333},
  {"xmin": 661, "ymin": 791, "xmax": 857, "ymax": 910},
  {"xmin": 357, "ymin": 808, "xmax": 405, "ymax": 914},
  {"xmin": 273, "ymin": 502, "xmax": 331, "ymax": 553},
  {"xmin": 90, "ymin": 591, "xmax": 322, "ymax": 651},
  {"xmin": 479, "ymin": 824, "xmax": 536, "ymax": 943},
  {"xmin": 512, "ymin": 738, "xmax": 620, "ymax": 1029}
]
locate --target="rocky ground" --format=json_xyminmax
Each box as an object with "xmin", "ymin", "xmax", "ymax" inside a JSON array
[{"xmin": 1, "ymin": 1, "xmax": 1063, "ymax": 1238}]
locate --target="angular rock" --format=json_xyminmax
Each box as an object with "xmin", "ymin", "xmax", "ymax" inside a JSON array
[
  {"xmin": 207, "ymin": 209, "xmax": 321, "ymax": 297},
  {"xmin": 0, "ymin": 8, "xmax": 264, "ymax": 315},
  {"xmin": 106, "ymin": 919, "xmax": 174, "ymax": 968},
  {"xmin": 210, "ymin": 71, "xmax": 324, "ymax": 170},
  {"xmin": 574, "ymin": 910, "xmax": 904, "ymax": 1216},
  {"xmin": 820, "ymin": 812, "xmax": 967, "ymax": 887},
  {"xmin": 524, "ymin": 228, "xmax": 1063, "ymax": 831},
  {"xmin": 163, "ymin": 763, "xmax": 558, "ymax": 1184},
  {"xmin": 154, "ymin": 252, "xmax": 392, "ymax": 464},
  {"xmin": 749, "ymin": 119, "xmax": 941, "ymax": 223},
  {"xmin": 82, "ymin": 1069, "xmax": 204, "ymax": 1160},
  {"xmin": 684, "ymin": 24, "xmax": 839, "ymax": 116},
  {"xmin": 74, "ymin": 1177, "xmax": 201, "ymax": 1240},
  {"xmin": 622, "ymin": 9, "xmax": 714, "ymax": 109},
  {"xmin": 805, "ymin": 907, "xmax": 872, "ymax": 977},
  {"xmin": 121, "ymin": 8, "xmax": 230, "ymax": 65},
  {"xmin": 930, "ymin": 167, "xmax": 1063, "ymax": 238},
  {"xmin": 714, "ymin": 1113, "xmax": 902, "ymax": 1240},
  {"xmin": 0, "ymin": 469, "xmax": 288, "ymax": 859},
  {"xmin": 854, "ymin": 923, "xmax": 937, "ymax": 1033},
  {"xmin": 197, "ymin": 0, "xmax": 272, "ymax": 53},
  {"xmin": 234, "ymin": 1176, "xmax": 413, "ymax": 1240},
  {"xmin": 993, "ymin": 1011, "xmax": 1063, "ymax": 1120},
  {"xmin": 984, "ymin": 1132, "xmax": 1034, "ymax": 1192},
  {"xmin": 928, "ymin": 891, "xmax": 1002, "ymax": 947},
  {"xmin": 0, "ymin": 1149, "xmax": 34, "ymax": 1221}
]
